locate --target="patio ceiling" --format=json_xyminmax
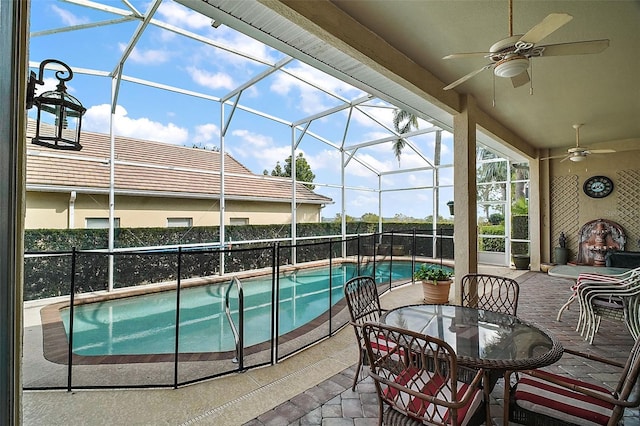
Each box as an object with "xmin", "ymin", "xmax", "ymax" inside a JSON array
[{"xmin": 185, "ymin": 0, "xmax": 640, "ymax": 157}]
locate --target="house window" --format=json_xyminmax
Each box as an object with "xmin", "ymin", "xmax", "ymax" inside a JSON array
[
  {"xmin": 230, "ymin": 218, "xmax": 249, "ymax": 226},
  {"xmin": 86, "ymin": 218, "xmax": 120, "ymax": 229},
  {"xmin": 167, "ymin": 218, "xmax": 193, "ymax": 228}
]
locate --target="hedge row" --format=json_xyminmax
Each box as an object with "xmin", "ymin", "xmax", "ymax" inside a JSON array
[
  {"xmin": 479, "ymin": 224, "xmax": 505, "ymax": 252},
  {"xmin": 24, "ymin": 223, "xmax": 454, "ymax": 301}
]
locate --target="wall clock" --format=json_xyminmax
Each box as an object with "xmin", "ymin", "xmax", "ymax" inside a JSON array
[{"xmin": 583, "ymin": 175, "xmax": 614, "ymax": 198}]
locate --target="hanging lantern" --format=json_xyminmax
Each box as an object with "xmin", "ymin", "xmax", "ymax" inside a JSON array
[
  {"xmin": 447, "ymin": 201, "xmax": 454, "ymax": 216},
  {"xmin": 26, "ymin": 59, "xmax": 86, "ymax": 151}
]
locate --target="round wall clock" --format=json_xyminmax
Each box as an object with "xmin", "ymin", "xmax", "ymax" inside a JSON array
[{"xmin": 583, "ymin": 175, "xmax": 614, "ymax": 198}]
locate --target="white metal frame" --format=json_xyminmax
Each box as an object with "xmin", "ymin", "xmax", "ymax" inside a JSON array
[{"xmin": 27, "ymin": 0, "xmax": 529, "ymax": 283}]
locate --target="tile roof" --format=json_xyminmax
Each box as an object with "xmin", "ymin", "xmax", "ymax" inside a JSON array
[{"xmin": 26, "ymin": 122, "xmax": 332, "ymax": 205}]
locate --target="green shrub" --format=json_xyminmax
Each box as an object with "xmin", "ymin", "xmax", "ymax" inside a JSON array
[
  {"xmin": 23, "ymin": 222, "xmax": 455, "ymax": 300},
  {"xmin": 488, "ymin": 213, "xmax": 504, "ymax": 225},
  {"xmin": 478, "ymin": 224, "xmax": 505, "ymax": 252}
]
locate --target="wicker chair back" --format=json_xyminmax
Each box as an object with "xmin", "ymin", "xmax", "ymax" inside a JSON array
[
  {"xmin": 343, "ymin": 275, "xmax": 384, "ymax": 391},
  {"xmin": 363, "ymin": 322, "xmax": 485, "ymax": 426},
  {"xmin": 460, "ymin": 273, "xmax": 520, "ymax": 316}
]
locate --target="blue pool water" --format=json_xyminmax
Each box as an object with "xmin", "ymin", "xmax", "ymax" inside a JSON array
[{"xmin": 60, "ymin": 261, "xmax": 452, "ymax": 356}]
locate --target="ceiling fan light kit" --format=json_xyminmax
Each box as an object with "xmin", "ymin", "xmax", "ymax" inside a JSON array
[
  {"xmin": 494, "ymin": 55, "xmax": 529, "ymax": 77},
  {"xmin": 569, "ymin": 154, "xmax": 587, "ymax": 162}
]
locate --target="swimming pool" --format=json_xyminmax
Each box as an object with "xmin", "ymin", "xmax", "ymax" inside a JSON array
[{"xmin": 60, "ymin": 261, "xmax": 452, "ymax": 357}]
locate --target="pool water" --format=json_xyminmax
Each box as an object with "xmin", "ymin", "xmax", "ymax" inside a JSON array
[{"xmin": 60, "ymin": 261, "xmax": 452, "ymax": 356}]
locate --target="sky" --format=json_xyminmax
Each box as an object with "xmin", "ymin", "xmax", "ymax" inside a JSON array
[{"xmin": 28, "ymin": 0, "xmax": 459, "ymax": 220}]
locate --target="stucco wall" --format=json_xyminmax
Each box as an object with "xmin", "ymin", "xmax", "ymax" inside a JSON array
[
  {"xmin": 25, "ymin": 192, "xmax": 322, "ymax": 229},
  {"xmin": 547, "ymin": 146, "xmax": 640, "ymax": 263}
]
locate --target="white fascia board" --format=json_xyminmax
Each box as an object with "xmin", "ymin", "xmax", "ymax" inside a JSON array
[{"xmin": 26, "ymin": 185, "xmax": 330, "ymax": 204}]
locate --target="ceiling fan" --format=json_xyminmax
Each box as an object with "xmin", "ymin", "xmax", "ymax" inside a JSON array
[
  {"xmin": 442, "ymin": 0, "xmax": 609, "ymax": 91},
  {"xmin": 542, "ymin": 124, "xmax": 616, "ymax": 162}
]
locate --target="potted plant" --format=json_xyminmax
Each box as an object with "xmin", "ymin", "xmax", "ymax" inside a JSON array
[
  {"xmin": 414, "ymin": 264, "xmax": 453, "ymax": 304},
  {"xmin": 512, "ymin": 254, "xmax": 530, "ymax": 270}
]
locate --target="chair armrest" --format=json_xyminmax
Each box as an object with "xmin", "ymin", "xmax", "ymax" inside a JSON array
[
  {"xmin": 520, "ymin": 369, "xmax": 632, "ymax": 407},
  {"xmin": 563, "ymin": 348, "xmax": 625, "ymax": 368}
]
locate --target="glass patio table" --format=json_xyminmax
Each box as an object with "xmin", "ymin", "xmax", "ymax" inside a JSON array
[{"xmin": 381, "ymin": 304, "xmax": 564, "ymax": 423}]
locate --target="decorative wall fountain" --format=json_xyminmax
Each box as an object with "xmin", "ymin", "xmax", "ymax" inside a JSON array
[{"xmin": 577, "ymin": 219, "xmax": 626, "ymax": 266}]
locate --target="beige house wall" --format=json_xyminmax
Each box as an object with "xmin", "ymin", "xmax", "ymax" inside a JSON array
[
  {"xmin": 544, "ymin": 142, "xmax": 640, "ymax": 263},
  {"xmin": 25, "ymin": 192, "xmax": 323, "ymax": 229},
  {"xmin": 25, "ymin": 192, "xmax": 71, "ymax": 229}
]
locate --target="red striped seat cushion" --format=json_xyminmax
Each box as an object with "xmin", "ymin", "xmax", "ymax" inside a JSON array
[
  {"xmin": 515, "ymin": 370, "xmax": 615, "ymax": 426},
  {"xmin": 369, "ymin": 333, "xmax": 406, "ymax": 361},
  {"xmin": 382, "ymin": 367, "xmax": 482, "ymax": 426}
]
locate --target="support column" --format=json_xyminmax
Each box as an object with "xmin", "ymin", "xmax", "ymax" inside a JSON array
[
  {"xmin": 453, "ymin": 95, "xmax": 478, "ymax": 303},
  {"xmin": 529, "ymin": 159, "xmax": 543, "ymax": 269},
  {"xmin": 0, "ymin": 0, "xmax": 28, "ymax": 422}
]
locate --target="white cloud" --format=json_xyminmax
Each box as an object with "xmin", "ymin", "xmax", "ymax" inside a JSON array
[
  {"xmin": 347, "ymin": 153, "xmax": 394, "ymax": 177},
  {"xmin": 347, "ymin": 193, "xmax": 378, "ymax": 211},
  {"xmin": 187, "ymin": 66, "xmax": 235, "ymax": 90},
  {"xmin": 194, "ymin": 123, "xmax": 220, "ymax": 143},
  {"xmin": 83, "ymin": 104, "xmax": 189, "ymax": 145},
  {"xmin": 350, "ymin": 102, "xmax": 395, "ymax": 129},
  {"xmin": 270, "ymin": 63, "xmax": 364, "ymax": 115},
  {"xmin": 228, "ymin": 129, "xmax": 291, "ymax": 171},
  {"xmin": 119, "ymin": 43, "xmax": 171, "ymax": 65},
  {"xmin": 285, "ymin": 63, "xmax": 362, "ymax": 96},
  {"xmin": 216, "ymin": 29, "xmax": 278, "ymax": 65},
  {"xmin": 156, "ymin": 3, "xmax": 277, "ymax": 64},
  {"xmin": 51, "ymin": 5, "xmax": 89, "ymax": 26},
  {"xmin": 156, "ymin": 2, "xmax": 211, "ymax": 30},
  {"xmin": 35, "ymin": 77, "xmax": 62, "ymax": 94},
  {"xmin": 304, "ymin": 149, "xmax": 340, "ymax": 172}
]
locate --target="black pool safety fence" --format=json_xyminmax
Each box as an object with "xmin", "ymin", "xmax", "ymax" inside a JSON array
[{"xmin": 23, "ymin": 230, "xmax": 454, "ymax": 391}]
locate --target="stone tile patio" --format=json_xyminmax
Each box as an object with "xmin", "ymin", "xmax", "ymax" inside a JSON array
[{"xmin": 246, "ymin": 271, "xmax": 640, "ymax": 425}]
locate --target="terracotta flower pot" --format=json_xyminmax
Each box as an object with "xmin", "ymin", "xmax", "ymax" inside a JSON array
[{"xmin": 422, "ymin": 279, "xmax": 451, "ymax": 304}]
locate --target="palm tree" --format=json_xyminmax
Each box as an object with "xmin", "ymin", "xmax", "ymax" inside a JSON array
[
  {"xmin": 392, "ymin": 109, "xmax": 419, "ymax": 164},
  {"xmin": 476, "ymin": 147, "xmax": 508, "ymax": 219},
  {"xmin": 392, "ymin": 109, "xmax": 444, "ymax": 221}
]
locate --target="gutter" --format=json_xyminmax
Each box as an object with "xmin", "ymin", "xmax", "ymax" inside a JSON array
[{"xmin": 26, "ymin": 185, "xmax": 334, "ymax": 205}]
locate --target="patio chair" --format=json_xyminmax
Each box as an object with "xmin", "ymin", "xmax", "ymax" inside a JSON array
[
  {"xmin": 558, "ymin": 266, "xmax": 640, "ymax": 322},
  {"xmin": 343, "ymin": 275, "xmax": 386, "ymax": 391},
  {"xmin": 459, "ymin": 274, "xmax": 520, "ymax": 392},
  {"xmin": 509, "ymin": 338, "xmax": 640, "ymax": 426},
  {"xmin": 363, "ymin": 322, "xmax": 486, "ymax": 426},
  {"xmin": 460, "ymin": 273, "xmax": 520, "ymax": 316},
  {"xmin": 576, "ymin": 273, "xmax": 640, "ymax": 344}
]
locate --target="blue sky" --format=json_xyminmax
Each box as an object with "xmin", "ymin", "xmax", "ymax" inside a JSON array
[{"xmin": 29, "ymin": 0, "xmax": 456, "ymax": 220}]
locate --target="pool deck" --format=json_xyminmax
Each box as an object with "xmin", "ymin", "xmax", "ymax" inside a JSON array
[{"xmin": 22, "ymin": 266, "xmax": 640, "ymax": 425}]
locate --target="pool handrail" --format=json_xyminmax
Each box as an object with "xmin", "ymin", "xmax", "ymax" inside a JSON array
[{"xmin": 224, "ymin": 276, "xmax": 244, "ymax": 368}]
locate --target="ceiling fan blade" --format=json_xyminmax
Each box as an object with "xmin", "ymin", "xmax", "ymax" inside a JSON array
[
  {"xmin": 559, "ymin": 154, "xmax": 574, "ymax": 163},
  {"xmin": 540, "ymin": 154, "xmax": 567, "ymax": 161},
  {"xmin": 511, "ymin": 71, "xmax": 530, "ymax": 88},
  {"xmin": 443, "ymin": 65, "xmax": 491, "ymax": 90},
  {"xmin": 519, "ymin": 13, "xmax": 573, "ymax": 45},
  {"xmin": 587, "ymin": 149, "xmax": 616, "ymax": 154},
  {"xmin": 539, "ymin": 39, "xmax": 610, "ymax": 57},
  {"xmin": 443, "ymin": 52, "xmax": 490, "ymax": 60}
]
